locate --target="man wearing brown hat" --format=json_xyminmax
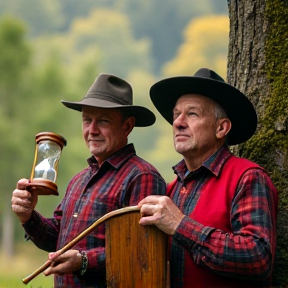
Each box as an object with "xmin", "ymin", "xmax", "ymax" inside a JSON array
[
  {"xmin": 11, "ymin": 74, "xmax": 166, "ymax": 287},
  {"xmin": 138, "ymin": 68, "xmax": 278, "ymax": 288}
]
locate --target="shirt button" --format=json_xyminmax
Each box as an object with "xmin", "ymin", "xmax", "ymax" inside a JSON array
[
  {"xmin": 180, "ymin": 187, "xmax": 187, "ymax": 194},
  {"xmin": 73, "ymin": 212, "xmax": 78, "ymax": 218}
]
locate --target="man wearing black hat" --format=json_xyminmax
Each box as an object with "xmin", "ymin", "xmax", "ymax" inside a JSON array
[
  {"xmin": 138, "ymin": 68, "xmax": 278, "ymax": 288},
  {"xmin": 12, "ymin": 74, "xmax": 166, "ymax": 287}
]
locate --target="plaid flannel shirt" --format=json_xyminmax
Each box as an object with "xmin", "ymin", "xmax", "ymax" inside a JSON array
[
  {"xmin": 169, "ymin": 145, "xmax": 278, "ymax": 288},
  {"xmin": 23, "ymin": 144, "xmax": 166, "ymax": 288}
]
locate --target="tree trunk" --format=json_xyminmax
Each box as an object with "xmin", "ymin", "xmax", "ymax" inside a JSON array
[
  {"xmin": 227, "ymin": 0, "xmax": 288, "ymax": 287},
  {"xmin": 1, "ymin": 202, "xmax": 14, "ymax": 258}
]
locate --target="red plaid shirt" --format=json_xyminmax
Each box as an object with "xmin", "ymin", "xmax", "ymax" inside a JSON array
[
  {"xmin": 23, "ymin": 144, "xmax": 166, "ymax": 288},
  {"xmin": 168, "ymin": 145, "xmax": 278, "ymax": 288}
]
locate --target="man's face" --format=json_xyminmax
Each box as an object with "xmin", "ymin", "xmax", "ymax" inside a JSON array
[
  {"xmin": 82, "ymin": 106, "xmax": 131, "ymax": 165},
  {"xmin": 173, "ymin": 94, "xmax": 220, "ymax": 158}
]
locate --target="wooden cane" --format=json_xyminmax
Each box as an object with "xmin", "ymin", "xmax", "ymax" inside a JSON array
[{"xmin": 22, "ymin": 206, "xmax": 140, "ymax": 284}]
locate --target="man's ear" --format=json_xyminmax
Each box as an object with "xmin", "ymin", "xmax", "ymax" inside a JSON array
[
  {"xmin": 123, "ymin": 116, "xmax": 136, "ymax": 137},
  {"xmin": 216, "ymin": 118, "xmax": 232, "ymax": 140}
]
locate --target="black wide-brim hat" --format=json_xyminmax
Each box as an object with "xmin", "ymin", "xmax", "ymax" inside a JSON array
[
  {"xmin": 62, "ymin": 73, "xmax": 155, "ymax": 127},
  {"xmin": 150, "ymin": 68, "xmax": 257, "ymax": 145}
]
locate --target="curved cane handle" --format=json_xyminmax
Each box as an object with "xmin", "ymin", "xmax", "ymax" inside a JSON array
[{"xmin": 22, "ymin": 205, "xmax": 140, "ymax": 284}]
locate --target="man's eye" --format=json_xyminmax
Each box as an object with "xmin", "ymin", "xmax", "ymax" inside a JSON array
[
  {"xmin": 173, "ymin": 114, "xmax": 180, "ymax": 120},
  {"xmin": 99, "ymin": 119, "xmax": 109, "ymax": 124}
]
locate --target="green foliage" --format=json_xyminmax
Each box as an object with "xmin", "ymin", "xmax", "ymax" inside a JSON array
[
  {"xmin": 0, "ymin": 0, "xmax": 228, "ymax": 73},
  {"xmin": 163, "ymin": 15, "xmax": 229, "ymax": 77},
  {"xmin": 31, "ymin": 8, "xmax": 152, "ymax": 79},
  {"xmin": 0, "ymin": 16, "xmax": 32, "ymax": 192},
  {"xmin": 0, "ymin": 243, "xmax": 53, "ymax": 287},
  {"xmin": 0, "ymin": 16, "xmax": 31, "ymax": 92},
  {"xmin": 69, "ymin": 9, "xmax": 152, "ymax": 77},
  {"xmin": 96, "ymin": 0, "xmax": 229, "ymax": 72},
  {"xmin": 0, "ymin": 0, "xmax": 63, "ymax": 37}
]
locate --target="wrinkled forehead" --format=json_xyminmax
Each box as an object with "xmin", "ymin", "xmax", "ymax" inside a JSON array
[
  {"xmin": 82, "ymin": 106, "xmax": 122, "ymax": 117},
  {"xmin": 174, "ymin": 93, "xmax": 218, "ymax": 110}
]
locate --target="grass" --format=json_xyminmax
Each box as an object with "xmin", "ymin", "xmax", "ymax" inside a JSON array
[
  {"xmin": 0, "ymin": 275, "xmax": 53, "ymax": 288},
  {"xmin": 0, "ymin": 242, "xmax": 54, "ymax": 288}
]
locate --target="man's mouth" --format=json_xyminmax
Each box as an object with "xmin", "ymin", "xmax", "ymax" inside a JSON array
[{"xmin": 175, "ymin": 134, "xmax": 189, "ymax": 139}]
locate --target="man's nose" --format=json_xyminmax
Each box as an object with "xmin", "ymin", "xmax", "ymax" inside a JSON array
[
  {"xmin": 89, "ymin": 120, "xmax": 100, "ymax": 134},
  {"xmin": 173, "ymin": 114, "xmax": 187, "ymax": 130}
]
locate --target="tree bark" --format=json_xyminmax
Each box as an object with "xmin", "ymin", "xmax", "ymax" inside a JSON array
[{"xmin": 227, "ymin": 0, "xmax": 288, "ymax": 287}]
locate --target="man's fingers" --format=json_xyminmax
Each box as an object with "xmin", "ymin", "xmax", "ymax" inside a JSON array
[
  {"xmin": 139, "ymin": 214, "xmax": 158, "ymax": 226},
  {"xmin": 43, "ymin": 250, "xmax": 81, "ymax": 276},
  {"xmin": 44, "ymin": 263, "xmax": 64, "ymax": 276},
  {"xmin": 49, "ymin": 250, "xmax": 62, "ymax": 261},
  {"xmin": 138, "ymin": 195, "xmax": 166, "ymax": 207},
  {"xmin": 138, "ymin": 196, "xmax": 155, "ymax": 207},
  {"xmin": 16, "ymin": 178, "xmax": 30, "ymax": 190},
  {"xmin": 140, "ymin": 203, "xmax": 159, "ymax": 216},
  {"xmin": 11, "ymin": 204, "xmax": 29, "ymax": 214},
  {"xmin": 13, "ymin": 196, "xmax": 32, "ymax": 206},
  {"xmin": 11, "ymin": 193, "xmax": 33, "ymax": 211},
  {"xmin": 12, "ymin": 189, "xmax": 32, "ymax": 199},
  {"xmin": 139, "ymin": 204, "xmax": 163, "ymax": 226},
  {"xmin": 44, "ymin": 254, "xmax": 65, "ymax": 276}
]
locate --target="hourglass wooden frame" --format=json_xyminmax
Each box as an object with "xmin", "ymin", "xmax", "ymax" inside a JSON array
[{"xmin": 27, "ymin": 132, "xmax": 67, "ymax": 196}]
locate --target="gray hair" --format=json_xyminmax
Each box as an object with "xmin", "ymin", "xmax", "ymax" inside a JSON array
[{"xmin": 213, "ymin": 101, "xmax": 228, "ymax": 120}]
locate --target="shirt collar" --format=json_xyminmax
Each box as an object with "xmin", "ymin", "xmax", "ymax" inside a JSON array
[
  {"xmin": 173, "ymin": 145, "xmax": 232, "ymax": 179},
  {"xmin": 87, "ymin": 143, "xmax": 136, "ymax": 170}
]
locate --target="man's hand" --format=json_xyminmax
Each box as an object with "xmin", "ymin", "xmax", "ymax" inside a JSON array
[
  {"xmin": 11, "ymin": 178, "xmax": 38, "ymax": 224},
  {"xmin": 43, "ymin": 249, "xmax": 82, "ymax": 276},
  {"xmin": 138, "ymin": 195, "xmax": 185, "ymax": 235}
]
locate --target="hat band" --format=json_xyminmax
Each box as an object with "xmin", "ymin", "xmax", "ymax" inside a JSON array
[{"xmin": 85, "ymin": 91, "xmax": 130, "ymax": 105}]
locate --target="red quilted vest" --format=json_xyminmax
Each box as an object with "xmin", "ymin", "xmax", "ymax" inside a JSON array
[{"xmin": 167, "ymin": 155, "xmax": 275, "ymax": 288}]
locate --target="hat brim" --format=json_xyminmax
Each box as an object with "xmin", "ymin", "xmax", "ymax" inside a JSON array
[
  {"xmin": 61, "ymin": 98, "xmax": 155, "ymax": 127},
  {"xmin": 150, "ymin": 76, "xmax": 257, "ymax": 145}
]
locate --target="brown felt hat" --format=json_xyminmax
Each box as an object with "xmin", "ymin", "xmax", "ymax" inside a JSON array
[
  {"xmin": 62, "ymin": 73, "xmax": 155, "ymax": 127},
  {"xmin": 150, "ymin": 68, "xmax": 257, "ymax": 145}
]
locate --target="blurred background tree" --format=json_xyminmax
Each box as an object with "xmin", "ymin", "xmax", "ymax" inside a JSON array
[
  {"xmin": 0, "ymin": 0, "xmax": 228, "ymax": 73},
  {"xmin": 163, "ymin": 15, "xmax": 229, "ymax": 77},
  {"xmin": 0, "ymin": 16, "xmax": 32, "ymax": 258}
]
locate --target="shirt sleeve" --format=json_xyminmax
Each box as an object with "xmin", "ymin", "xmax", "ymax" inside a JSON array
[
  {"xmin": 122, "ymin": 171, "xmax": 167, "ymax": 206},
  {"xmin": 22, "ymin": 205, "xmax": 62, "ymax": 252},
  {"xmin": 83, "ymin": 171, "xmax": 166, "ymax": 273},
  {"xmin": 173, "ymin": 169, "xmax": 278, "ymax": 280}
]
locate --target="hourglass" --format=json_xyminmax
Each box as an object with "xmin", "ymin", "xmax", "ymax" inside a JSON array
[{"xmin": 27, "ymin": 132, "xmax": 67, "ymax": 195}]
